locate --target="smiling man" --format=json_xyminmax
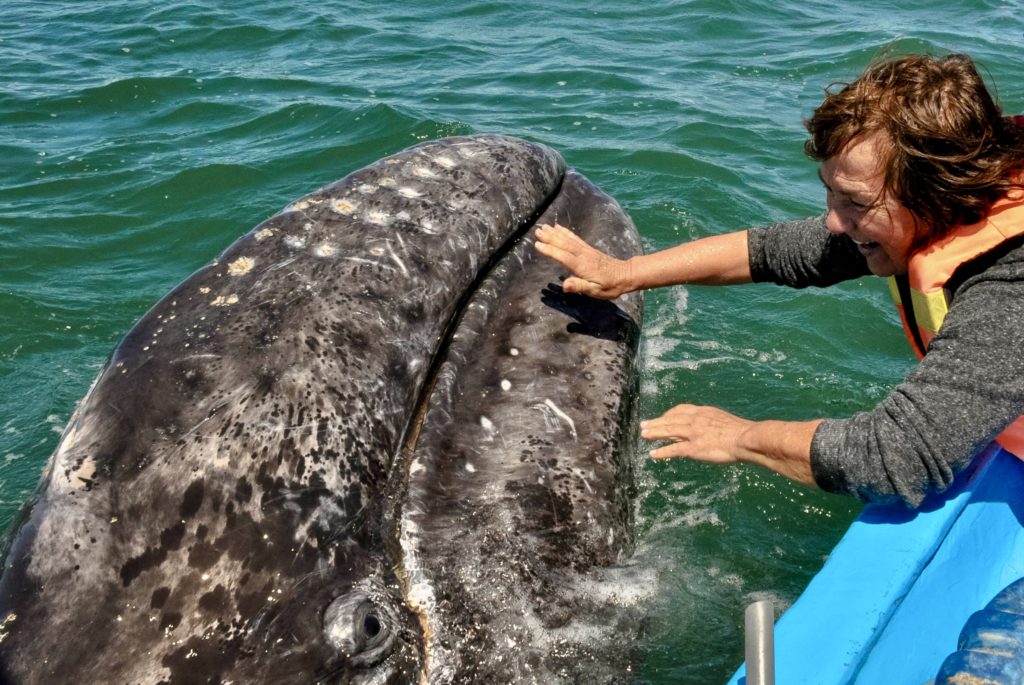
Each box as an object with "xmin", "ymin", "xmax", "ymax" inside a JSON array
[{"xmin": 533, "ymin": 52, "xmax": 1024, "ymax": 506}]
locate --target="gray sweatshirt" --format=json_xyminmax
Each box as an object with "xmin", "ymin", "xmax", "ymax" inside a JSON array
[{"xmin": 747, "ymin": 215, "xmax": 1024, "ymax": 506}]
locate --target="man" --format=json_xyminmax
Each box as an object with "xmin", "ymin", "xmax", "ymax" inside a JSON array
[{"xmin": 534, "ymin": 53, "xmax": 1024, "ymax": 506}]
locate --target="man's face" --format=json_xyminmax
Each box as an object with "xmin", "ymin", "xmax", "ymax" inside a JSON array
[{"xmin": 819, "ymin": 132, "xmax": 919, "ymax": 277}]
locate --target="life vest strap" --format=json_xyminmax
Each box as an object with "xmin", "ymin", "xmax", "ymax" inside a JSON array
[
  {"xmin": 890, "ymin": 274, "xmax": 929, "ymax": 355},
  {"xmin": 909, "ymin": 287, "xmax": 949, "ymax": 334}
]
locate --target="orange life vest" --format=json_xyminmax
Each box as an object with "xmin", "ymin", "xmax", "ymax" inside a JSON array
[{"xmin": 888, "ymin": 194, "xmax": 1024, "ymax": 456}]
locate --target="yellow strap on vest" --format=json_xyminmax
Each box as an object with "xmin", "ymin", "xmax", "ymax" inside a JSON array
[
  {"xmin": 910, "ymin": 287, "xmax": 949, "ymax": 333},
  {"xmin": 886, "ymin": 276, "xmax": 900, "ymax": 304},
  {"xmin": 887, "ymin": 277, "xmax": 950, "ymax": 334}
]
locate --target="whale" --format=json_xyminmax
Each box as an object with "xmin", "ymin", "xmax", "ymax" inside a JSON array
[{"xmin": 0, "ymin": 135, "xmax": 644, "ymax": 684}]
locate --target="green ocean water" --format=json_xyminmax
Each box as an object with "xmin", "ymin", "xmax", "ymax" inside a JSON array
[{"xmin": 1, "ymin": 1, "xmax": 1022, "ymax": 682}]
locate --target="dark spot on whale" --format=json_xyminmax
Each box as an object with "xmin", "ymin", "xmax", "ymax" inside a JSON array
[
  {"xmin": 160, "ymin": 522, "xmax": 186, "ymax": 551},
  {"xmin": 235, "ymin": 477, "xmax": 252, "ymax": 503},
  {"xmin": 198, "ymin": 585, "xmax": 230, "ymax": 614},
  {"xmin": 255, "ymin": 368, "xmax": 278, "ymax": 395},
  {"xmin": 163, "ymin": 634, "xmax": 239, "ymax": 684},
  {"xmin": 402, "ymin": 300, "xmax": 425, "ymax": 321},
  {"xmin": 151, "ymin": 586, "xmax": 171, "ymax": 610},
  {"xmin": 188, "ymin": 540, "xmax": 222, "ymax": 571},
  {"xmin": 178, "ymin": 366, "xmax": 205, "ymax": 394},
  {"xmin": 540, "ymin": 362, "xmax": 559, "ymax": 377},
  {"xmin": 120, "ymin": 546, "xmax": 168, "ymax": 587},
  {"xmin": 159, "ymin": 611, "xmax": 181, "ymax": 632},
  {"xmin": 180, "ymin": 480, "xmax": 205, "ymax": 519},
  {"xmin": 506, "ymin": 480, "xmax": 573, "ymax": 533},
  {"xmin": 225, "ymin": 511, "xmax": 263, "ymax": 565},
  {"xmin": 235, "ymin": 580, "xmax": 275, "ymax": 619}
]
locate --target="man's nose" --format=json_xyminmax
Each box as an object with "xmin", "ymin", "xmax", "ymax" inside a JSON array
[{"xmin": 824, "ymin": 205, "xmax": 847, "ymax": 235}]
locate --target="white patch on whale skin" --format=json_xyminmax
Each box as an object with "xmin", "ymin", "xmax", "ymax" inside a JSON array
[
  {"xmin": 314, "ymin": 243, "xmax": 337, "ymax": 258},
  {"xmin": 479, "ymin": 416, "xmax": 496, "ymax": 443},
  {"xmin": 210, "ymin": 294, "xmax": 239, "ymax": 306},
  {"xmin": 366, "ymin": 211, "xmax": 389, "ymax": 225},
  {"xmin": 573, "ymin": 467, "xmax": 595, "ymax": 494},
  {"xmin": 417, "ymin": 219, "xmax": 440, "ymax": 236},
  {"xmin": 284, "ymin": 235, "xmax": 306, "ymax": 249},
  {"xmin": 227, "ymin": 257, "xmax": 254, "ymax": 276},
  {"xmin": 398, "ymin": 187, "xmax": 421, "ymax": 199},
  {"xmin": 65, "ymin": 457, "xmax": 96, "ymax": 490},
  {"xmin": 453, "ymin": 144, "xmax": 482, "ymax": 159},
  {"xmin": 386, "ymin": 242, "xmax": 409, "ymax": 277},
  {"xmin": 409, "ymin": 165, "xmax": 437, "ymax": 179},
  {"xmin": 500, "ymin": 379, "xmax": 512, "ymax": 391},
  {"xmin": 0, "ymin": 612, "xmax": 16, "ymax": 644},
  {"xmin": 356, "ymin": 183, "xmax": 377, "ymax": 194},
  {"xmin": 532, "ymin": 399, "xmax": 578, "ymax": 440},
  {"xmin": 434, "ymin": 155, "xmax": 456, "ymax": 169},
  {"xmin": 254, "ymin": 228, "xmax": 276, "ymax": 241},
  {"xmin": 331, "ymin": 198, "xmax": 357, "ymax": 214}
]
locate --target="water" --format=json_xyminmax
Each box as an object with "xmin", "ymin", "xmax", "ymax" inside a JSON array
[{"xmin": 2, "ymin": 1, "xmax": 1022, "ymax": 681}]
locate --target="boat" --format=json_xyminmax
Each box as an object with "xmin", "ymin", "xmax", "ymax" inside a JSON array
[{"xmin": 727, "ymin": 443, "xmax": 1024, "ymax": 684}]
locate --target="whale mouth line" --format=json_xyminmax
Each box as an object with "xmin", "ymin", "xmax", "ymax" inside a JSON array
[
  {"xmin": 381, "ymin": 166, "xmax": 567, "ymax": 682},
  {"xmin": 382, "ymin": 168, "xmax": 644, "ymax": 684}
]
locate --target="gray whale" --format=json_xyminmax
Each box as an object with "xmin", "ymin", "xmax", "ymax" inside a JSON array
[{"xmin": 0, "ymin": 135, "xmax": 644, "ymax": 684}]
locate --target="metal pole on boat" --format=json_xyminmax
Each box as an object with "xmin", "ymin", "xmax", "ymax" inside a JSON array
[{"xmin": 744, "ymin": 600, "xmax": 775, "ymax": 685}]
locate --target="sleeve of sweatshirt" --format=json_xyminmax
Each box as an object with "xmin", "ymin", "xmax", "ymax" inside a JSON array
[
  {"xmin": 747, "ymin": 214, "xmax": 870, "ymax": 287},
  {"xmin": 810, "ymin": 252, "xmax": 1024, "ymax": 506}
]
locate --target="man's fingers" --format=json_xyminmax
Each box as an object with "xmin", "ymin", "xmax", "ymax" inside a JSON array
[
  {"xmin": 537, "ymin": 223, "xmax": 590, "ymax": 253},
  {"xmin": 649, "ymin": 443, "xmax": 690, "ymax": 460},
  {"xmin": 640, "ymin": 420, "xmax": 689, "ymax": 441},
  {"xmin": 535, "ymin": 224, "xmax": 623, "ymax": 300},
  {"xmin": 561, "ymin": 276, "xmax": 587, "ymax": 295},
  {"xmin": 533, "ymin": 239, "xmax": 577, "ymax": 269},
  {"xmin": 552, "ymin": 224, "xmax": 591, "ymax": 249},
  {"xmin": 661, "ymin": 403, "xmax": 699, "ymax": 418}
]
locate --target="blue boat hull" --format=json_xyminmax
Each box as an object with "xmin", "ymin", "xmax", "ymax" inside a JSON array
[{"xmin": 728, "ymin": 444, "xmax": 1024, "ymax": 684}]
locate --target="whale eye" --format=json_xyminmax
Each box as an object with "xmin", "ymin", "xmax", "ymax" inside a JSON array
[
  {"xmin": 323, "ymin": 591, "xmax": 396, "ymax": 667},
  {"xmin": 363, "ymin": 611, "xmax": 382, "ymax": 639}
]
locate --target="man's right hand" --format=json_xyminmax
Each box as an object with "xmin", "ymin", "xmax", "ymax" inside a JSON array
[{"xmin": 533, "ymin": 223, "xmax": 633, "ymax": 300}]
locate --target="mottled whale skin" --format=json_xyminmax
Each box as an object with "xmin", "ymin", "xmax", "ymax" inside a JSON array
[
  {"xmin": 399, "ymin": 171, "xmax": 645, "ymax": 684},
  {"xmin": 0, "ymin": 135, "xmax": 563, "ymax": 684},
  {"xmin": 0, "ymin": 135, "xmax": 645, "ymax": 685}
]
